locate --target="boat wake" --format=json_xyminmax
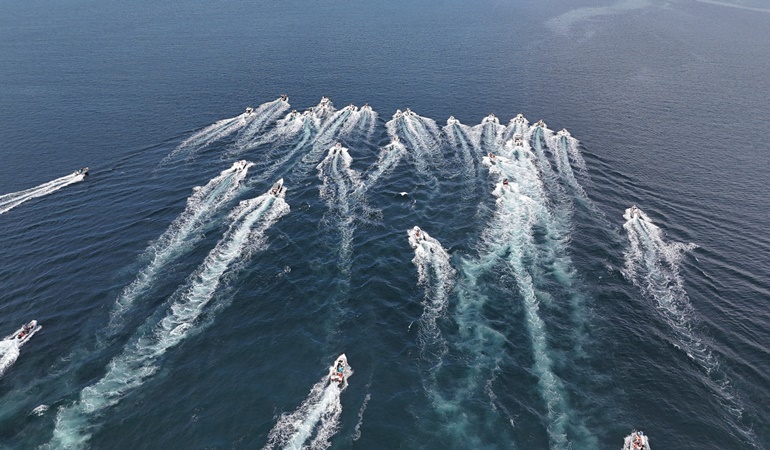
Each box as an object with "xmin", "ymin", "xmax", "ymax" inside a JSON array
[
  {"xmin": 408, "ymin": 226, "xmax": 455, "ymax": 364},
  {"xmin": 0, "ymin": 340, "xmax": 21, "ymax": 377},
  {"xmin": 231, "ymin": 97, "xmax": 291, "ymax": 151},
  {"xmin": 386, "ymin": 109, "xmax": 443, "ymax": 184},
  {"xmin": 106, "ymin": 160, "xmax": 254, "ymax": 333},
  {"xmin": 262, "ymin": 358, "xmax": 352, "ymax": 450},
  {"xmin": 48, "ymin": 183, "xmax": 290, "ymax": 449},
  {"xmin": 356, "ymin": 137, "xmax": 406, "ymax": 197},
  {"xmin": 0, "ymin": 171, "xmax": 86, "ymax": 215},
  {"xmin": 317, "ymin": 144, "xmax": 363, "ymax": 277}
]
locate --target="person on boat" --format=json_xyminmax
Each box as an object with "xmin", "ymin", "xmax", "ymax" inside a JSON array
[
  {"xmin": 488, "ymin": 152, "xmax": 496, "ymax": 160},
  {"xmin": 503, "ymin": 179, "xmax": 509, "ymax": 186}
]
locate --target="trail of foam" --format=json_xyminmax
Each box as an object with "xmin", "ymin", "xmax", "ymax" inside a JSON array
[
  {"xmin": 503, "ymin": 114, "xmax": 530, "ymax": 142},
  {"xmin": 300, "ymin": 106, "xmax": 357, "ymax": 169},
  {"xmin": 49, "ymin": 186, "xmax": 290, "ymax": 449},
  {"xmin": 545, "ymin": 130, "xmax": 588, "ymax": 197},
  {"xmin": 0, "ymin": 340, "xmax": 20, "ymax": 377},
  {"xmin": 317, "ymin": 145, "xmax": 362, "ymax": 276},
  {"xmin": 169, "ymin": 114, "xmax": 252, "ymax": 160},
  {"xmin": 0, "ymin": 171, "xmax": 85, "ymax": 215},
  {"xmin": 356, "ymin": 138, "xmax": 406, "ymax": 197},
  {"xmin": 621, "ymin": 207, "xmax": 752, "ymax": 430},
  {"xmin": 231, "ymin": 98, "xmax": 291, "ymax": 151},
  {"xmin": 107, "ymin": 160, "xmax": 254, "ymax": 333},
  {"xmin": 443, "ymin": 119, "xmax": 482, "ymax": 200},
  {"xmin": 386, "ymin": 110, "xmax": 442, "ymax": 183},
  {"xmin": 263, "ymin": 361, "xmax": 352, "ymax": 450},
  {"xmin": 408, "ymin": 226, "xmax": 455, "ymax": 364},
  {"xmin": 339, "ymin": 106, "xmax": 378, "ymax": 142},
  {"xmin": 470, "ymin": 114, "xmax": 506, "ymax": 155}
]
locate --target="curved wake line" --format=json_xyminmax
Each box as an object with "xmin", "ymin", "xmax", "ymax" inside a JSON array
[
  {"xmin": 408, "ymin": 226, "xmax": 455, "ymax": 363},
  {"xmin": 262, "ymin": 361, "xmax": 352, "ymax": 450},
  {"xmin": 0, "ymin": 340, "xmax": 21, "ymax": 377},
  {"xmin": 0, "ymin": 172, "xmax": 85, "ymax": 215},
  {"xmin": 317, "ymin": 145, "xmax": 362, "ymax": 276},
  {"xmin": 231, "ymin": 99, "xmax": 291, "ymax": 151},
  {"xmin": 621, "ymin": 207, "xmax": 756, "ymax": 446},
  {"xmin": 48, "ymin": 188, "xmax": 290, "ymax": 449},
  {"xmin": 386, "ymin": 111, "xmax": 443, "ymax": 184},
  {"xmin": 106, "ymin": 160, "xmax": 254, "ymax": 333},
  {"xmin": 357, "ymin": 139, "xmax": 406, "ymax": 197}
]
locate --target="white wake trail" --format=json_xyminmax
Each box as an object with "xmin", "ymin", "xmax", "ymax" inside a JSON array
[
  {"xmin": 408, "ymin": 226, "xmax": 455, "ymax": 363},
  {"xmin": 263, "ymin": 361, "xmax": 352, "ymax": 450},
  {"xmin": 0, "ymin": 171, "xmax": 85, "ymax": 215},
  {"xmin": 357, "ymin": 138, "xmax": 406, "ymax": 197},
  {"xmin": 317, "ymin": 145, "xmax": 362, "ymax": 275},
  {"xmin": 386, "ymin": 110, "xmax": 442, "ymax": 183},
  {"xmin": 231, "ymin": 98, "xmax": 291, "ymax": 151},
  {"xmin": 107, "ymin": 160, "xmax": 254, "ymax": 332},
  {"xmin": 49, "ymin": 185, "xmax": 290, "ymax": 449},
  {"xmin": 470, "ymin": 114, "xmax": 506, "ymax": 155},
  {"xmin": 0, "ymin": 340, "xmax": 21, "ymax": 377}
]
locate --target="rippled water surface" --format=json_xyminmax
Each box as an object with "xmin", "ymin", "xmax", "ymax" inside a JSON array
[{"xmin": 1, "ymin": 1, "xmax": 769, "ymax": 449}]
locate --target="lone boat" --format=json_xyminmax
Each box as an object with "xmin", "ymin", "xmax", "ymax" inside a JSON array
[
  {"xmin": 7, "ymin": 320, "xmax": 41, "ymax": 345},
  {"xmin": 329, "ymin": 354, "xmax": 348, "ymax": 386},
  {"xmin": 270, "ymin": 178, "xmax": 285, "ymax": 198},
  {"xmin": 75, "ymin": 167, "xmax": 89, "ymax": 176},
  {"xmin": 622, "ymin": 430, "xmax": 650, "ymax": 450}
]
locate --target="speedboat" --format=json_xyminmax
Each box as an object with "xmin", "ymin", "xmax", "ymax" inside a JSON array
[
  {"xmin": 234, "ymin": 160, "xmax": 247, "ymax": 170},
  {"xmin": 629, "ymin": 205, "xmax": 641, "ymax": 219},
  {"xmin": 447, "ymin": 116, "xmax": 459, "ymax": 126},
  {"xmin": 346, "ymin": 103, "xmax": 357, "ymax": 112},
  {"xmin": 513, "ymin": 113, "xmax": 526, "ymax": 123},
  {"xmin": 622, "ymin": 431, "xmax": 650, "ymax": 450},
  {"xmin": 361, "ymin": 103, "xmax": 372, "ymax": 111},
  {"xmin": 287, "ymin": 109, "xmax": 300, "ymax": 120},
  {"xmin": 404, "ymin": 108, "xmax": 413, "ymax": 116},
  {"xmin": 245, "ymin": 107, "xmax": 254, "ymax": 114},
  {"xmin": 558, "ymin": 128, "xmax": 571, "ymax": 137},
  {"xmin": 535, "ymin": 119, "xmax": 546, "ymax": 128},
  {"xmin": 482, "ymin": 113, "xmax": 497, "ymax": 124},
  {"xmin": 269, "ymin": 178, "xmax": 285, "ymax": 198},
  {"xmin": 329, "ymin": 353, "xmax": 348, "ymax": 386},
  {"xmin": 320, "ymin": 96, "xmax": 330, "ymax": 106},
  {"xmin": 487, "ymin": 152, "xmax": 497, "ymax": 164},
  {"xmin": 7, "ymin": 320, "xmax": 41, "ymax": 345},
  {"xmin": 409, "ymin": 226, "xmax": 426, "ymax": 245},
  {"xmin": 393, "ymin": 110, "xmax": 403, "ymax": 119},
  {"xmin": 280, "ymin": 94, "xmax": 289, "ymax": 102},
  {"xmin": 75, "ymin": 167, "xmax": 89, "ymax": 176}
]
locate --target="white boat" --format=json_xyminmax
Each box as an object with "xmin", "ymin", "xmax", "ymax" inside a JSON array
[
  {"xmin": 7, "ymin": 320, "xmax": 41, "ymax": 345},
  {"xmin": 329, "ymin": 354, "xmax": 349, "ymax": 386},
  {"xmin": 346, "ymin": 103, "xmax": 357, "ymax": 112},
  {"xmin": 74, "ymin": 167, "xmax": 89, "ymax": 176},
  {"xmin": 513, "ymin": 113, "xmax": 526, "ymax": 123},
  {"xmin": 558, "ymin": 128, "xmax": 571, "ymax": 137},
  {"xmin": 408, "ymin": 226, "xmax": 426, "ymax": 246},
  {"xmin": 482, "ymin": 113, "xmax": 497, "ymax": 124},
  {"xmin": 622, "ymin": 431, "xmax": 650, "ymax": 450},
  {"xmin": 361, "ymin": 103, "xmax": 372, "ymax": 111},
  {"xmin": 404, "ymin": 108, "xmax": 414, "ymax": 117},
  {"xmin": 447, "ymin": 116, "xmax": 459, "ymax": 126},
  {"xmin": 629, "ymin": 205, "xmax": 641, "ymax": 219},
  {"xmin": 245, "ymin": 107, "xmax": 254, "ymax": 114},
  {"xmin": 535, "ymin": 119, "xmax": 546, "ymax": 128},
  {"xmin": 280, "ymin": 94, "xmax": 288, "ymax": 102},
  {"xmin": 270, "ymin": 178, "xmax": 285, "ymax": 198},
  {"xmin": 393, "ymin": 109, "xmax": 403, "ymax": 119}
]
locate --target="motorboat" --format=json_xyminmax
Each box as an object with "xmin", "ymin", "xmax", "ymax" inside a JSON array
[
  {"xmin": 535, "ymin": 119, "xmax": 546, "ymax": 128},
  {"xmin": 280, "ymin": 94, "xmax": 289, "ymax": 102},
  {"xmin": 329, "ymin": 353, "xmax": 348, "ymax": 386},
  {"xmin": 447, "ymin": 116, "xmax": 459, "ymax": 126},
  {"xmin": 409, "ymin": 226, "xmax": 426, "ymax": 245},
  {"xmin": 558, "ymin": 128, "xmax": 571, "ymax": 137},
  {"xmin": 487, "ymin": 152, "xmax": 497, "ymax": 164},
  {"xmin": 269, "ymin": 178, "xmax": 285, "ymax": 198},
  {"xmin": 393, "ymin": 110, "xmax": 404, "ymax": 119},
  {"xmin": 361, "ymin": 103, "xmax": 372, "ymax": 111},
  {"xmin": 391, "ymin": 136, "xmax": 400, "ymax": 144},
  {"xmin": 319, "ymin": 96, "xmax": 330, "ymax": 106},
  {"xmin": 629, "ymin": 205, "xmax": 642, "ymax": 219},
  {"xmin": 513, "ymin": 113, "xmax": 526, "ymax": 123},
  {"xmin": 287, "ymin": 109, "xmax": 300, "ymax": 120},
  {"xmin": 75, "ymin": 167, "xmax": 89, "ymax": 176},
  {"xmin": 482, "ymin": 113, "xmax": 497, "ymax": 124},
  {"xmin": 245, "ymin": 107, "xmax": 254, "ymax": 114},
  {"xmin": 622, "ymin": 431, "xmax": 650, "ymax": 450},
  {"xmin": 234, "ymin": 160, "xmax": 249, "ymax": 171},
  {"xmin": 7, "ymin": 320, "xmax": 41, "ymax": 345},
  {"xmin": 346, "ymin": 103, "xmax": 357, "ymax": 112}
]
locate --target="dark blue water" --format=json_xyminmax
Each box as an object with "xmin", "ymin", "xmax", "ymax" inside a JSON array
[{"xmin": 1, "ymin": 0, "xmax": 769, "ymax": 449}]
